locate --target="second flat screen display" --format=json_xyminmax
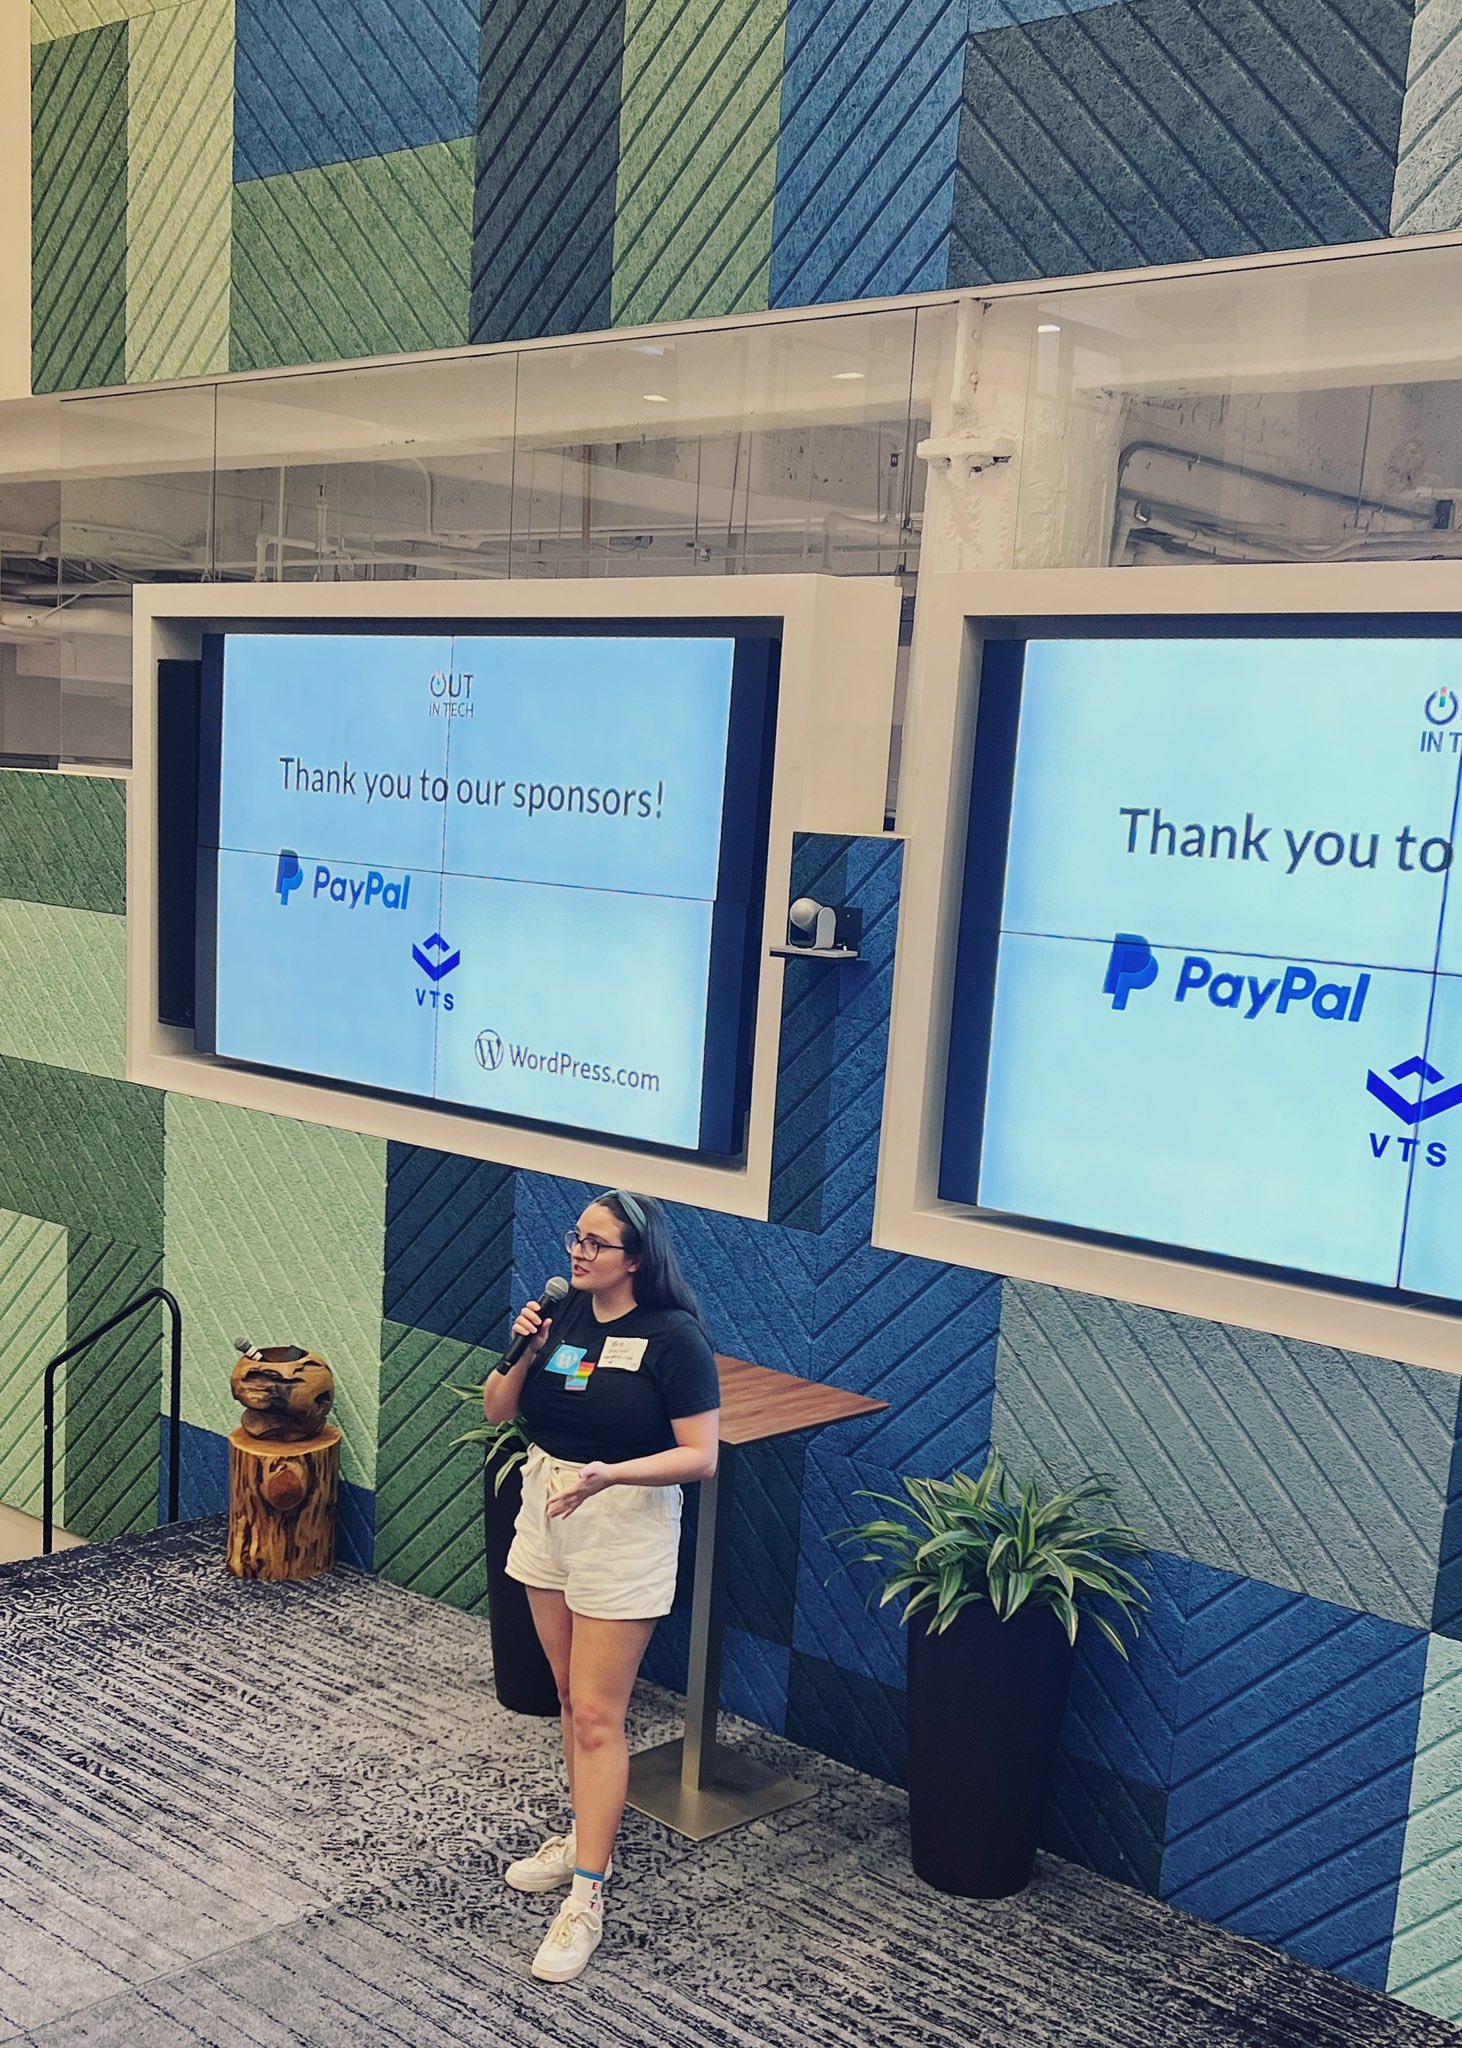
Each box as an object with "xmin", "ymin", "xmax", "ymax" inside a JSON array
[{"xmin": 942, "ymin": 632, "xmax": 1462, "ymax": 1304}]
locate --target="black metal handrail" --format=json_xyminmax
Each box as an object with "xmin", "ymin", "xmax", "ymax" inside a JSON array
[{"xmin": 42, "ymin": 1287, "xmax": 183, "ymax": 1556}]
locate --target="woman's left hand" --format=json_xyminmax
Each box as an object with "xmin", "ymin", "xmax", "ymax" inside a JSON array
[{"xmin": 546, "ymin": 1462, "xmax": 614, "ymax": 1517}]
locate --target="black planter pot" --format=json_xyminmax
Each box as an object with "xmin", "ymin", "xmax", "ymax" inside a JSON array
[
  {"xmin": 906, "ymin": 1598, "xmax": 1075, "ymax": 1898},
  {"xmin": 482, "ymin": 1455, "xmax": 560, "ymax": 1716}
]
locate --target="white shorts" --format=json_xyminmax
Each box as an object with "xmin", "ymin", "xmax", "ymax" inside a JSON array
[{"xmin": 505, "ymin": 1444, "xmax": 682, "ymax": 1620}]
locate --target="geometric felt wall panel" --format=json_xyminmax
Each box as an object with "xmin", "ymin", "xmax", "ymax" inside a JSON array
[
  {"xmin": 373, "ymin": 1318, "xmax": 497, "ymax": 1613},
  {"xmin": 229, "ymin": 139, "xmax": 473, "ymax": 373},
  {"xmin": 951, "ymin": 0, "xmax": 1414, "ymax": 286},
  {"xmin": 0, "ymin": 1056, "xmax": 164, "ymax": 1253},
  {"xmin": 162, "ymin": 1094, "xmax": 385, "ymax": 1489},
  {"xmin": 611, "ymin": 0, "xmax": 784, "ymax": 325},
  {"xmin": 233, "ymin": 0, "xmax": 476, "ymax": 181},
  {"xmin": 1388, "ymin": 1633, "xmax": 1462, "ymax": 2024},
  {"xmin": 31, "ymin": 22, "xmax": 128, "ymax": 393},
  {"xmin": 994, "ymin": 1281, "xmax": 1462, "ymax": 1631},
  {"xmin": 0, "ymin": 1210, "xmax": 68, "ymax": 1520},
  {"xmin": 383, "ymin": 1145, "xmax": 513, "ymax": 1351},
  {"xmin": 1160, "ymin": 1567, "xmax": 1428, "ymax": 1991},
  {"xmin": 472, "ymin": 0, "xmax": 625, "ymax": 343},
  {"xmin": 32, "ymin": 0, "xmax": 174, "ymax": 32},
  {"xmin": 126, "ymin": 0, "xmax": 233, "ymax": 383},
  {"xmin": 0, "ymin": 900, "xmax": 125, "ymax": 1081},
  {"xmin": 0, "ymin": 773, "xmax": 125, "ymax": 916},
  {"xmin": 63, "ymin": 1231, "xmax": 163, "ymax": 1541},
  {"xmin": 771, "ymin": 0, "xmax": 967, "ymax": 308},
  {"xmin": 1391, "ymin": 0, "xmax": 1462, "ymax": 235}
]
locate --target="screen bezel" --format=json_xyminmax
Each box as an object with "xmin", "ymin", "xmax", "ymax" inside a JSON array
[{"xmin": 189, "ymin": 620, "xmax": 780, "ymax": 1161}]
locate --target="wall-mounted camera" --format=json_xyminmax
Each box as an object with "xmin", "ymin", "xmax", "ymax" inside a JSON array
[{"xmin": 770, "ymin": 895, "xmax": 862, "ymax": 962}]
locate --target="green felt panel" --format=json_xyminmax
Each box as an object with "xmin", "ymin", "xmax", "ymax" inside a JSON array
[
  {"xmin": 613, "ymin": 0, "xmax": 784, "ymax": 325},
  {"xmin": 0, "ymin": 1056, "xmax": 163, "ymax": 1253},
  {"xmin": 0, "ymin": 1210, "xmax": 69, "ymax": 1520},
  {"xmin": 126, "ymin": 0, "xmax": 233, "ymax": 381},
  {"xmin": 0, "ymin": 899, "xmax": 125, "ymax": 1079},
  {"xmin": 33, "ymin": 0, "xmax": 176, "ymax": 35},
  {"xmin": 32, "ymin": 22, "xmax": 129, "ymax": 393},
  {"xmin": 63, "ymin": 1233, "xmax": 163, "ymax": 1541},
  {"xmin": 230, "ymin": 140, "xmax": 473, "ymax": 373},
  {"xmin": 1389, "ymin": 1632, "xmax": 1462, "ymax": 2022},
  {"xmin": 374, "ymin": 1319, "xmax": 502, "ymax": 1614},
  {"xmin": 163, "ymin": 1094, "xmax": 385, "ymax": 1489},
  {"xmin": 0, "ymin": 772, "xmax": 126, "ymax": 915}
]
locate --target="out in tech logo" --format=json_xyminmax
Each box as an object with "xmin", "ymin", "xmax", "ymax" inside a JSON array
[
  {"xmin": 1366, "ymin": 1055, "xmax": 1462, "ymax": 1170},
  {"xmin": 1421, "ymin": 685, "xmax": 1462, "ymax": 754},
  {"xmin": 275, "ymin": 850, "xmax": 303, "ymax": 904}
]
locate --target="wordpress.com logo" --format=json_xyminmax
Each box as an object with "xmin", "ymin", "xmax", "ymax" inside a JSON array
[
  {"xmin": 275, "ymin": 849, "xmax": 303, "ymax": 905},
  {"xmin": 475, "ymin": 1030, "xmax": 504, "ymax": 1072},
  {"xmin": 1104, "ymin": 932, "xmax": 1158, "ymax": 1010}
]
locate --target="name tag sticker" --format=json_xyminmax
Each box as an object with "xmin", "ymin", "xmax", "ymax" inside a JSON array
[
  {"xmin": 545, "ymin": 1345, "xmax": 587, "ymax": 1377},
  {"xmin": 598, "ymin": 1337, "xmax": 648, "ymax": 1372}
]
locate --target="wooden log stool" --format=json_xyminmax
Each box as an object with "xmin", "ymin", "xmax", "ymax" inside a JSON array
[
  {"xmin": 225, "ymin": 1343, "xmax": 340, "ymax": 1581},
  {"xmin": 226, "ymin": 1425, "xmax": 341, "ymax": 1580}
]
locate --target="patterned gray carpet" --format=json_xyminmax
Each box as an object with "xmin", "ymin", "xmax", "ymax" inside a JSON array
[{"xmin": 0, "ymin": 1522, "xmax": 1455, "ymax": 2048}]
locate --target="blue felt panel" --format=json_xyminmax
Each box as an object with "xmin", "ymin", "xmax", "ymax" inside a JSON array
[
  {"xmin": 1044, "ymin": 1752, "xmax": 1168, "ymax": 1896},
  {"xmin": 786, "ymin": 1647, "xmax": 907, "ymax": 1785},
  {"xmin": 972, "ymin": 0, "xmax": 1127, "ymax": 22},
  {"xmin": 951, "ymin": 0, "xmax": 1413, "ymax": 286},
  {"xmin": 793, "ymin": 1440, "xmax": 910, "ymax": 1693},
  {"xmin": 1160, "ymin": 1565, "xmax": 1428, "ymax": 1991},
  {"xmin": 383, "ymin": 1145, "xmax": 514, "ymax": 1351},
  {"xmin": 1431, "ymin": 1418, "xmax": 1462, "ymax": 1638},
  {"xmin": 772, "ymin": 0, "xmax": 966, "ymax": 307},
  {"xmin": 160, "ymin": 1415, "xmax": 374, "ymax": 1569},
  {"xmin": 163, "ymin": 1414, "xmax": 230, "ymax": 1523},
  {"xmin": 720, "ymin": 1627, "xmax": 791, "ymax": 1735},
  {"xmin": 472, "ymin": 0, "xmax": 624, "ymax": 343},
  {"xmin": 725, "ymin": 1434, "xmax": 806, "ymax": 1647},
  {"xmin": 768, "ymin": 836, "xmax": 848, "ymax": 1232},
  {"xmin": 1059, "ymin": 1549, "xmax": 1190, "ymax": 1792},
  {"xmin": 234, "ymin": 0, "xmax": 479, "ymax": 182},
  {"xmin": 813, "ymin": 1231, "xmax": 999, "ymax": 1474}
]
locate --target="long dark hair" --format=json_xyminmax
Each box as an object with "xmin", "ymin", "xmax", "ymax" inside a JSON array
[{"xmin": 599, "ymin": 1190, "xmax": 707, "ymax": 1328}]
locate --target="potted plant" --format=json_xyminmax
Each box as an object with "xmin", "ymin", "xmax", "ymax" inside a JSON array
[
  {"xmin": 449, "ymin": 1389, "xmax": 560, "ymax": 1717},
  {"xmin": 834, "ymin": 1451, "xmax": 1148, "ymax": 1899}
]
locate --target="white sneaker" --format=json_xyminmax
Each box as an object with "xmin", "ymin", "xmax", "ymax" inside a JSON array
[
  {"xmin": 505, "ymin": 1831, "xmax": 612, "ymax": 1893},
  {"xmin": 531, "ymin": 1898, "xmax": 603, "ymax": 1982}
]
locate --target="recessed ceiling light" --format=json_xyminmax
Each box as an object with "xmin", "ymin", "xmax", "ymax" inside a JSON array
[
  {"xmin": 832, "ymin": 371, "xmax": 865, "ymax": 380},
  {"xmin": 1037, "ymin": 322, "xmax": 1061, "ymax": 334},
  {"xmin": 643, "ymin": 392, "xmax": 669, "ymax": 403}
]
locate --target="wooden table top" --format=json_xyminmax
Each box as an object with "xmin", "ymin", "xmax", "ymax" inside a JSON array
[{"xmin": 713, "ymin": 1355, "xmax": 886, "ymax": 1447}]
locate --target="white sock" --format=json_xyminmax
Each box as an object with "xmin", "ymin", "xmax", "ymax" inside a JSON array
[{"xmin": 571, "ymin": 1867, "xmax": 605, "ymax": 1912}]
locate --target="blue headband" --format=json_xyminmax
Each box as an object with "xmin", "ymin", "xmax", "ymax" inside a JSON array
[{"xmin": 602, "ymin": 1188, "xmax": 647, "ymax": 1235}]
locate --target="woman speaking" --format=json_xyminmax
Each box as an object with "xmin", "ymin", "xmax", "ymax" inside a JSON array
[{"xmin": 482, "ymin": 1189, "xmax": 720, "ymax": 1983}]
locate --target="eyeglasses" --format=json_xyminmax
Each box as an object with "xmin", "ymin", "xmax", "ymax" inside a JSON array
[{"xmin": 564, "ymin": 1230, "xmax": 628, "ymax": 1261}]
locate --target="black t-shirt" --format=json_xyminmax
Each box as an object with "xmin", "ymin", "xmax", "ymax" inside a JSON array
[{"xmin": 517, "ymin": 1288, "xmax": 721, "ymax": 1465}]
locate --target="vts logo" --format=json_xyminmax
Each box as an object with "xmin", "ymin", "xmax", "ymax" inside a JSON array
[
  {"xmin": 412, "ymin": 932, "xmax": 460, "ymax": 1011},
  {"xmin": 1366, "ymin": 1056, "xmax": 1462, "ymax": 1170},
  {"xmin": 1103, "ymin": 933, "xmax": 1370, "ymax": 1023}
]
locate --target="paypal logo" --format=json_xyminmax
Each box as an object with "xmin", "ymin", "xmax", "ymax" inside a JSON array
[
  {"xmin": 1103, "ymin": 933, "xmax": 1369, "ymax": 1023},
  {"xmin": 311, "ymin": 865, "xmax": 412, "ymax": 911},
  {"xmin": 1103, "ymin": 933, "xmax": 1158, "ymax": 1010},
  {"xmin": 275, "ymin": 850, "xmax": 303, "ymax": 905}
]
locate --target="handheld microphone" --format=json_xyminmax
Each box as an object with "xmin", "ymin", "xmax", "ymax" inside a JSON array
[
  {"xmin": 233, "ymin": 1336, "xmax": 265, "ymax": 1362},
  {"xmin": 497, "ymin": 1276, "xmax": 569, "ymax": 1371}
]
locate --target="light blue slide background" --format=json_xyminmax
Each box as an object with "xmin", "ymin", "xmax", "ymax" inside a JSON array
[
  {"xmin": 1397, "ymin": 972, "xmax": 1462, "ymax": 1299},
  {"xmin": 976, "ymin": 932, "xmax": 1425, "ymax": 1288},
  {"xmin": 1001, "ymin": 639, "xmax": 1462, "ymax": 970},
  {"xmin": 213, "ymin": 848, "xmax": 439, "ymax": 1096},
  {"xmin": 218, "ymin": 635, "xmax": 453, "ymax": 870},
  {"xmin": 433, "ymin": 876, "xmax": 713, "ymax": 1148},
  {"xmin": 443, "ymin": 637, "xmax": 735, "ymax": 898}
]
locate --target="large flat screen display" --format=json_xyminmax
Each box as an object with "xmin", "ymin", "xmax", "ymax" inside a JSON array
[
  {"xmin": 194, "ymin": 628, "xmax": 777, "ymax": 1155},
  {"xmin": 941, "ymin": 627, "xmax": 1462, "ymax": 1303}
]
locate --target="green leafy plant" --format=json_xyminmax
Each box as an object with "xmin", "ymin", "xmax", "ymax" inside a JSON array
[
  {"xmin": 447, "ymin": 1380, "xmax": 530, "ymax": 1494},
  {"xmin": 832, "ymin": 1451, "xmax": 1149, "ymax": 1656}
]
